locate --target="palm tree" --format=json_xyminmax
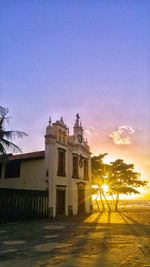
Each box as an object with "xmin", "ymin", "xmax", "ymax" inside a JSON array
[{"xmin": 0, "ymin": 106, "xmax": 28, "ymax": 157}]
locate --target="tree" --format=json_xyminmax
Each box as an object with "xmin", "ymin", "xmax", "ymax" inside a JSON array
[
  {"xmin": 0, "ymin": 106, "xmax": 28, "ymax": 157},
  {"xmin": 108, "ymin": 159, "xmax": 148, "ymax": 210},
  {"xmin": 92, "ymin": 154, "xmax": 148, "ymax": 211},
  {"xmin": 91, "ymin": 153, "xmax": 110, "ymax": 211}
]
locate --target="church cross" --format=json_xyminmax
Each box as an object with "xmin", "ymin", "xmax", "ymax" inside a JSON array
[{"xmin": 76, "ymin": 113, "xmax": 80, "ymax": 120}]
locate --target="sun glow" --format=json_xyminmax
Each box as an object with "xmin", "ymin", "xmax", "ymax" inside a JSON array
[
  {"xmin": 102, "ymin": 184, "xmax": 109, "ymax": 193},
  {"xmin": 91, "ymin": 184, "xmax": 148, "ymax": 201}
]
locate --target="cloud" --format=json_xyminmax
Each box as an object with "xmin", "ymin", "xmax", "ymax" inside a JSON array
[{"xmin": 109, "ymin": 125, "xmax": 135, "ymax": 145}]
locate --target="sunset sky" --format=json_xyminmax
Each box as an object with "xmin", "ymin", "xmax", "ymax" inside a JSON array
[{"xmin": 0, "ymin": 2, "xmax": 150, "ymax": 188}]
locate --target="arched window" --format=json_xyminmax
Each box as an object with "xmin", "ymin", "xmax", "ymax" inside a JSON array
[
  {"xmin": 57, "ymin": 148, "xmax": 66, "ymax": 176},
  {"xmin": 83, "ymin": 158, "xmax": 89, "ymax": 180},
  {"xmin": 62, "ymin": 131, "xmax": 66, "ymax": 144}
]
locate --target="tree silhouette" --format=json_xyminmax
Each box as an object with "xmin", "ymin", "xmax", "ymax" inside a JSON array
[
  {"xmin": 92, "ymin": 155, "xmax": 148, "ymax": 211},
  {"xmin": 91, "ymin": 154, "xmax": 110, "ymax": 211},
  {"xmin": 0, "ymin": 106, "xmax": 28, "ymax": 157},
  {"xmin": 108, "ymin": 159, "xmax": 148, "ymax": 210}
]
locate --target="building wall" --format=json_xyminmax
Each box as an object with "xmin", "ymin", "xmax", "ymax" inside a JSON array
[
  {"xmin": 45, "ymin": 134, "xmax": 92, "ymax": 217},
  {"xmin": 0, "ymin": 115, "xmax": 93, "ymax": 218},
  {"xmin": 67, "ymin": 147, "xmax": 92, "ymax": 215},
  {"xmin": 0, "ymin": 159, "xmax": 46, "ymax": 190}
]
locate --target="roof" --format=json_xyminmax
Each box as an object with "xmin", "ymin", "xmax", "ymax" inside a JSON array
[{"xmin": 0, "ymin": 151, "xmax": 45, "ymax": 161}]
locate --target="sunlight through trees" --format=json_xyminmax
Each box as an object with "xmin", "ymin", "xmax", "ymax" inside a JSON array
[{"xmin": 91, "ymin": 154, "xmax": 148, "ymax": 211}]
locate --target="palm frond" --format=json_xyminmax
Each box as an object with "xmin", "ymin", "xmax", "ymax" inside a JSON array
[
  {"xmin": 0, "ymin": 107, "xmax": 10, "ymax": 130},
  {"xmin": 0, "ymin": 106, "xmax": 8, "ymax": 117},
  {"xmin": 0, "ymin": 116, "xmax": 6, "ymax": 128},
  {"xmin": 1, "ymin": 138, "xmax": 22, "ymax": 153},
  {"xmin": 0, "ymin": 107, "xmax": 28, "ymax": 156},
  {"xmin": 0, "ymin": 142, "xmax": 6, "ymax": 155},
  {"xmin": 1, "ymin": 130, "xmax": 28, "ymax": 140}
]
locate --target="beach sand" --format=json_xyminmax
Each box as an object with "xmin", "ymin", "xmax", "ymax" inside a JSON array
[{"xmin": 0, "ymin": 207, "xmax": 150, "ymax": 266}]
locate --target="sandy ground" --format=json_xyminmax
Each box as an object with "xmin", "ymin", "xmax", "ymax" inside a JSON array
[{"xmin": 0, "ymin": 209, "xmax": 150, "ymax": 267}]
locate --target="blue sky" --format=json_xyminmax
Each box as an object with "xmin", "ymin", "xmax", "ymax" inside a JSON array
[{"xmin": 0, "ymin": 1, "xmax": 150, "ymax": 179}]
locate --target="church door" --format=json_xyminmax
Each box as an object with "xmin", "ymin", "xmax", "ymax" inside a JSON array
[
  {"xmin": 56, "ymin": 187, "xmax": 66, "ymax": 215},
  {"xmin": 77, "ymin": 183, "xmax": 86, "ymax": 214}
]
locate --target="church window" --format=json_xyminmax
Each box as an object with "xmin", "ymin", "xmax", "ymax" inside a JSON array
[
  {"xmin": 57, "ymin": 148, "xmax": 66, "ymax": 176},
  {"xmin": 58, "ymin": 129, "xmax": 62, "ymax": 142},
  {"xmin": 83, "ymin": 159, "xmax": 89, "ymax": 180},
  {"xmin": 72, "ymin": 154, "xmax": 79, "ymax": 178},
  {"xmin": 5, "ymin": 160, "xmax": 21, "ymax": 179},
  {"xmin": 62, "ymin": 131, "xmax": 66, "ymax": 144}
]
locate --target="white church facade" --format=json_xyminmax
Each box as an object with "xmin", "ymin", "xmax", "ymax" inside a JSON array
[{"xmin": 0, "ymin": 114, "xmax": 93, "ymax": 217}]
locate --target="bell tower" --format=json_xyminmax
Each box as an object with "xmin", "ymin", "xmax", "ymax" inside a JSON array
[{"xmin": 73, "ymin": 113, "xmax": 84, "ymax": 143}]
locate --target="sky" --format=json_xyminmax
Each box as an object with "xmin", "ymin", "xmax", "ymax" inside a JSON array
[{"xmin": 0, "ymin": 1, "xmax": 150, "ymax": 187}]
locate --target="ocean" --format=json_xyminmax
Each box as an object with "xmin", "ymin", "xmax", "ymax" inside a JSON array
[
  {"xmin": 93, "ymin": 199, "xmax": 150, "ymax": 211},
  {"xmin": 119, "ymin": 199, "xmax": 150, "ymax": 209}
]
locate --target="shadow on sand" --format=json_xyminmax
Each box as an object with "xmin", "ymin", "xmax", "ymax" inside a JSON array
[{"xmin": 0, "ymin": 211, "xmax": 150, "ymax": 266}]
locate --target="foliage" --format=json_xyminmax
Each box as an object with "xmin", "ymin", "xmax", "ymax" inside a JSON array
[
  {"xmin": 0, "ymin": 106, "xmax": 28, "ymax": 157},
  {"xmin": 91, "ymin": 153, "xmax": 108, "ymax": 184},
  {"xmin": 108, "ymin": 159, "xmax": 147, "ymax": 193},
  {"xmin": 108, "ymin": 159, "xmax": 147, "ymax": 210}
]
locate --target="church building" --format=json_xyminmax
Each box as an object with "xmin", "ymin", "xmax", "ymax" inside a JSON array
[{"xmin": 0, "ymin": 114, "xmax": 92, "ymax": 218}]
